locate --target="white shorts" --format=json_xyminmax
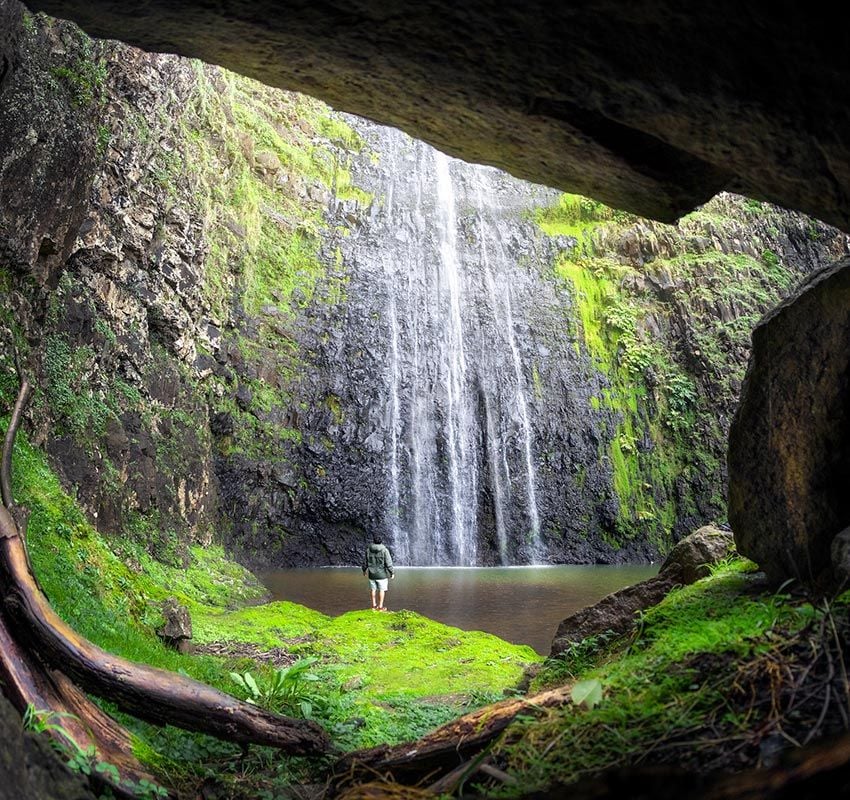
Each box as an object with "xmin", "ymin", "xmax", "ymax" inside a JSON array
[{"xmin": 369, "ymin": 578, "xmax": 389, "ymax": 591}]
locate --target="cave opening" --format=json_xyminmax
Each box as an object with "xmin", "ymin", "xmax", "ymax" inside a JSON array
[{"xmin": 3, "ymin": 2, "xmax": 850, "ymax": 798}]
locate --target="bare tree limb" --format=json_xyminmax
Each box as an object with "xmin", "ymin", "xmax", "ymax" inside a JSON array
[{"xmin": 1, "ymin": 378, "xmax": 30, "ymax": 511}]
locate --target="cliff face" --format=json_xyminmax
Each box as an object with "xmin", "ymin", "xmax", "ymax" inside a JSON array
[
  {"xmin": 0, "ymin": 7, "xmax": 354, "ymax": 565},
  {"xmin": 1, "ymin": 6, "xmax": 848, "ymax": 569}
]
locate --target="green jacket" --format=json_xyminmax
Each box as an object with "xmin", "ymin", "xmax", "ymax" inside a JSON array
[{"xmin": 362, "ymin": 543, "xmax": 394, "ymax": 580}]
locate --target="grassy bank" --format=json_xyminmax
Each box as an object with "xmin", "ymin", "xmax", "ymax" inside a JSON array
[
  {"xmin": 10, "ymin": 421, "xmax": 538, "ymax": 794},
  {"xmin": 479, "ymin": 558, "xmax": 850, "ymax": 795}
]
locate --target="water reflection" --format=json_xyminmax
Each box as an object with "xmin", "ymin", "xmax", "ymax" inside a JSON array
[{"xmin": 259, "ymin": 565, "xmax": 658, "ymax": 654}]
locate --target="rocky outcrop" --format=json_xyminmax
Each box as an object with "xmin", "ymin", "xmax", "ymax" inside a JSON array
[
  {"xmin": 550, "ymin": 526, "xmax": 735, "ymax": 656},
  {"xmin": 535, "ymin": 194, "xmax": 849, "ymax": 550},
  {"xmin": 0, "ymin": 1, "xmax": 101, "ymax": 286},
  {"xmin": 729, "ymin": 259, "xmax": 850, "ymax": 586},
  {"xmin": 23, "ymin": 0, "xmax": 850, "ymax": 234}
]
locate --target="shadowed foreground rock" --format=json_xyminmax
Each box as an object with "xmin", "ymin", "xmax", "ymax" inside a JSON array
[
  {"xmin": 0, "ymin": 692, "xmax": 96, "ymax": 800},
  {"xmin": 550, "ymin": 526, "xmax": 734, "ymax": 656},
  {"xmin": 729, "ymin": 259, "xmax": 850, "ymax": 586},
  {"xmin": 22, "ymin": 0, "xmax": 850, "ymax": 231}
]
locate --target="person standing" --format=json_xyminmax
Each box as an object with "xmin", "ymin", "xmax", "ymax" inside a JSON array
[{"xmin": 362, "ymin": 536, "xmax": 394, "ymax": 611}]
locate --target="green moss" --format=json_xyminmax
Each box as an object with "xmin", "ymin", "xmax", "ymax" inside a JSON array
[
  {"xmin": 494, "ymin": 559, "xmax": 814, "ymax": 794},
  {"xmin": 181, "ymin": 67, "xmax": 360, "ymax": 322},
  {"xmin": 42, "ymin": 334, "xmax": 116, "ymax": 444},
  {"xmin": 536, "ymin": 194, "xmax": 636, "ymax": 243},
  {"xmin": 193, "ymin": 601, "xmax": 328, "ymax": 647},
  {"xmin": 50, "ymin": 45, "xmax": 107, "ymax": 107}
]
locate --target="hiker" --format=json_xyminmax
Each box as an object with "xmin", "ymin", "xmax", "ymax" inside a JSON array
[{"xmin": 362, "ymin": 536, "xmax": 394, "ymax": 611}]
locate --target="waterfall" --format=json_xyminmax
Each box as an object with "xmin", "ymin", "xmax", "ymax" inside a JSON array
[
  {"xmin": 434, "ymin": 150, "xmax": 478, "ymax": 565},
  {"xmin": 475, "ymin": 173, "xmax": 546, "ymax": 563},
  {"xmin": 474, "ymin": 177, "xmax": 545, "ymax": 563},
  {"xmin": 341, "ymin": 116, "xmax": 550, "ymax": 565}
]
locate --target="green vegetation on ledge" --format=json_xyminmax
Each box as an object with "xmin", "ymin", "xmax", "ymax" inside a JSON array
[
  {"xmin": 11, "ymin": 419, "xmax": 538, "ymax": 795},
  {"xmin": 483, "ymin": 558, "xmax": 850, "ymax": 795}
]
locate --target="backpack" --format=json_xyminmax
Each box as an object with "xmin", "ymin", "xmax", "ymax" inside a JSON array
[{"xmin": 367, "ymin": 547, "xmax": 386, "ymax": 570}]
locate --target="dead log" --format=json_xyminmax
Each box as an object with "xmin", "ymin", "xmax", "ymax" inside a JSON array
[
  {"xmin": 0, "ymin": 528, "xmax": 329, "ymax": 750},
  {"xmin": 331, "ymin": 685, "xmax": 572, "ymax": 792},
  {"xmin": 0, "ymin": 380, "xmax": 330, "ymax": 773}
]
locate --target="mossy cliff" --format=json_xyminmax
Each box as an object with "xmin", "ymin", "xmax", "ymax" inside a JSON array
[
  {"xmin": 0, "ymin": 6, "xmax": 368, "ymax": 566},
  {"xmin": 535, "ymin": 193, "xmax": 849, "ymax": 548}
]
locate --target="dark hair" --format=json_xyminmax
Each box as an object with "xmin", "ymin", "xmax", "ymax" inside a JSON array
[{"xmin": 372, "ymin": 535, "xmax": 382, "ymax": 545}]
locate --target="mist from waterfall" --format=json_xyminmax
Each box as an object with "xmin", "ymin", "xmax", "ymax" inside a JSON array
[{"xmin": 342, "ymin": 119, "xmax": 550, "ymax": 566}]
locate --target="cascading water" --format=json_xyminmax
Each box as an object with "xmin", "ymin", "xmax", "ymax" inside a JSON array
[
  {"xmin": 434, "ymin": 151, "xmax": 479, "ymax": 565},
  {"xmin": 338, "ymin": 117, "xmax": 555, "ymax": 565},
  {"xmin": 473, "ymin": 177, "xmax": 546, "ymax": 563}
]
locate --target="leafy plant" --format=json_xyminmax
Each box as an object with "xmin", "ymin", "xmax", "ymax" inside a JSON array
[
  {"xmin": 22, "ymin": 705, "xmax": 168, "ymax": 797},
  {"xmin": 230, "ymin": 657, "xmax": 320, "ymax": 717},
  {"xmin": 570, "ymin": 678, "xmax": 603, "ymax": 709}
]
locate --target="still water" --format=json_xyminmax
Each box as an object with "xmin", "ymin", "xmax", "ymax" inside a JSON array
[{"xmin": 259, "ymin": 565, "xmax": 658, "ymax": 655}]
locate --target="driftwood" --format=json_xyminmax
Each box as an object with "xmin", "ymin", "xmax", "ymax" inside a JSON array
[
  {"xmin": 0, "ymin": 380, "xmax": 329, "ymax": 796},
  {"xmin": 0, "ymin": 610, "xmax": 155, "ymax": 796}
]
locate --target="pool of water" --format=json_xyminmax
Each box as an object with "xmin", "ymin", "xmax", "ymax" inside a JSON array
[{"xmin": 259, "ymin": 564, "xmax": 659, "ymax": 655}]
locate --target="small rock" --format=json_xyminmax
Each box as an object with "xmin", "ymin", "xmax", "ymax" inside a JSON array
[
  {"xmin": 156, "ymin": 597, "xmax": 192, "ymax": 652},
  {"xmin": 831, "ymin": 527, "xmax": 850, "ymax": 583},
  {"xmin": 235, "ymin": 384, "xmax": 252, "ymax": 410}
]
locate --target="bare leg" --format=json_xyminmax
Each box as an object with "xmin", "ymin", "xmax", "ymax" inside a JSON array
[
  {"xmin": 370, "ymin": 588, "xmax": 377, "ymax": 609},
  {"xmin": 377, "ymin": 588, "xmax": 386, "ymax": 610}
]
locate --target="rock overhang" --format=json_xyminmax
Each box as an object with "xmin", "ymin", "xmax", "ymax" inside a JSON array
[{"xmin": 20, "ymin": 0, "xmax": 850, "ymax": 232}]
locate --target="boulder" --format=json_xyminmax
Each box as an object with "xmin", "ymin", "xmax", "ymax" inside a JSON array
[
  {"xmin": 550, "ymin": 526, "xmax": 735, "ymax": 657},
  {"xmin": 729, "ymin": 259, "xmax": 850, "ymax": 586},
  {"xmin": 657, "ymin": 525, "xmax": 735, "ymax": 584}
]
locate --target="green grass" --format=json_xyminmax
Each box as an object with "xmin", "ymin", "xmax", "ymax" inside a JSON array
[{"xmin": 9, "ymin": 419, "xmax": 539, "ymax": 790}]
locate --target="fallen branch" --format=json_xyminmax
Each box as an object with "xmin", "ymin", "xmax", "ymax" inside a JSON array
[{"xmin": 331, "ymin": 684, "xmax": 572, "ymax": 793}]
